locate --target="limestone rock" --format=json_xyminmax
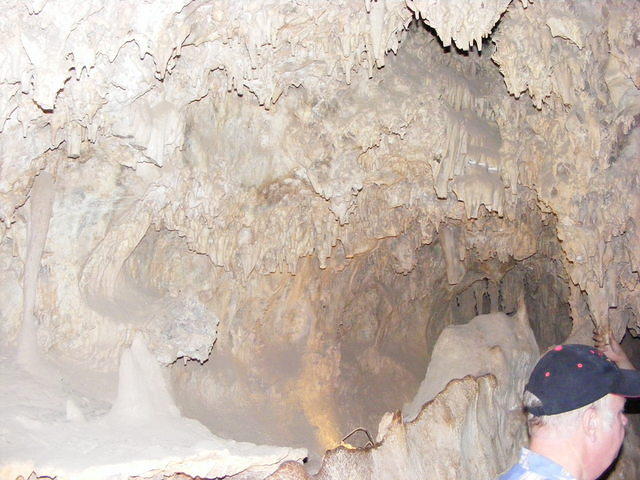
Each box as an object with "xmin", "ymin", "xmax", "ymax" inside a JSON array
[{"xmin": 0, "ymin": 0, "xmax": 639, "ymax": 478}]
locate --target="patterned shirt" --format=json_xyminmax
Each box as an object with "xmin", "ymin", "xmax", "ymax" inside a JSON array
[{"xmin": 497, "ymin": 448, "xmax": 577, "ymax": 480}]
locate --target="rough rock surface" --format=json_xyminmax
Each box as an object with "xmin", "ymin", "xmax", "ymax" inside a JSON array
[
  {"xmin": 306, "ymin": 305, "xmax": 538, "ymax": 480},
  {"xmin": 266, "ymin": 375, "xmax": 512, "ymax": 480},
  {"xmin": 403, "ymin": 301, "xmax": 538, "ymax": 422},
  {"xmin": 0, "ymin": 0, "xmax": 639, "ymax": 478}
]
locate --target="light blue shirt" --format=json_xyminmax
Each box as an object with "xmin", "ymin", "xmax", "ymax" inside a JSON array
[{"xmin": 497, "ymin": 448, "xmax": 577, "ymax": 480}]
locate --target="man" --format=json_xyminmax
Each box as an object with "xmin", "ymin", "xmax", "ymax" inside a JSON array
[{"xmin": 498, "ymin": 331, "xmax": 639, "ymax": 480}]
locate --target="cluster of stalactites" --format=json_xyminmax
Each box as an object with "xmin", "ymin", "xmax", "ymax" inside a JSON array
[
  {"xmin": 0, "ymin": 0, "xmax": 512, "ymax": 232},
  {"xmin": 491, "ymin": 0, "xmax": 640, "ymax": 336}
]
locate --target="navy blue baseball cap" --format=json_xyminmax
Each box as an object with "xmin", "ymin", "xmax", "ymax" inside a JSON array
[{"xmin": 525, "ymin": 344, "xmax": 640, "ymax": 416}]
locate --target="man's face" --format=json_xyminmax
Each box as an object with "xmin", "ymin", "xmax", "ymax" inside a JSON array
[{"xmin": 594, "ymin": 394, "xmax": 628, "ymax": 474}]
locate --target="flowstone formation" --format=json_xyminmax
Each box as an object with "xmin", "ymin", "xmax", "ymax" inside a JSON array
[
  {"xmin": 0, "ymin": 0, "xmax": 639, "ymax": 479},
  {"xmin": 266, "ymin": 303, "xmax": 538, "ymax": 480}
]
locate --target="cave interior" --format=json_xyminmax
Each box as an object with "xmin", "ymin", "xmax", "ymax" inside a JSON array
[{"xmin": 1, "ymin": 1, "xmax": 640, "ymax": 479}]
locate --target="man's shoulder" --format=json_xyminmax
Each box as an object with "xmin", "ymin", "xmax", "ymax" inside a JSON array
[
  {"xmin": 497, "ymin": 463, "xmax": 550, "ymax": 480},
  {"xmin": 495, "ymin": 448, "xmax": 576, "ymax": 480}
]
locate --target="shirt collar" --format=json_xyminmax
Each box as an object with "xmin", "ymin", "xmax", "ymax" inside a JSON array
[{"xmin": 519, "ymin": 448, "xmax": 578, "ymax": 480}]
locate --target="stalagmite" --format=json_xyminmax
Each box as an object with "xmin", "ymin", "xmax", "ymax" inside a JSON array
[
  {"xmin": 16, "ymin": 171, "xmax": 54, "ymax": 368},
  {"xmin": 403, "ymin": 299, "xmax": 537, "ymax": 422},
  {"xmin": 1, "ymin": 334, "xmax": 307, "ymax": 480}
]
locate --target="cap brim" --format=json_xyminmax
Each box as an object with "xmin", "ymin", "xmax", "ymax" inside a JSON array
[{"xmin": 613, "ymin": 369, "xmax": 640, "ymax": 398}]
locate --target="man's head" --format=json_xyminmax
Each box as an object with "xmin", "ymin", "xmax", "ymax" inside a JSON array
[
  {"xmin": 523, "ymin": 344, "xmax": 640, "ymax": 480},
  {"xmin": 524, "ymin": 391, "xmax": 627, "ymax": 478}
]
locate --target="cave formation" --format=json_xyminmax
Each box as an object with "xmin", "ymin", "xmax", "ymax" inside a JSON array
[{"xmin": 1, "ymin": 0, "xmax": 639, "ymax": 479}]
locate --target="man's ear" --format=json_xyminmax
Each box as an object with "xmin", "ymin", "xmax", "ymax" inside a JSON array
[{"xmin": 583, "ymin": 407, "xmax": 599, "ymax": 442}]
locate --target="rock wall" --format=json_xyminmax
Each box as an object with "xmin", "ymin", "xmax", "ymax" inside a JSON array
[
  {"xmin": 1, "ymin": 0, "xmax": 639, "ymax": 478},
  {"xmin": 266, "ymin": 303, "xmax": 538, "ymax": 480}
]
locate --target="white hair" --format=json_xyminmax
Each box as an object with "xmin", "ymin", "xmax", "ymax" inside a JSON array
[{"xmin": 523, "ymin": 391, "xmax": 614, "ymax": 434}]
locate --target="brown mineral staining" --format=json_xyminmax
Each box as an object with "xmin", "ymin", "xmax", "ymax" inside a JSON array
[{"xmin": 265, "ymin": 461, "xmax": 311, "ymax": 480}]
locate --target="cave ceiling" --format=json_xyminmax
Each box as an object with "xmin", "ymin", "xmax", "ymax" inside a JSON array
[{"xmin": 2, "ymin": 0, "xmax": 638, "ymax": 348}]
